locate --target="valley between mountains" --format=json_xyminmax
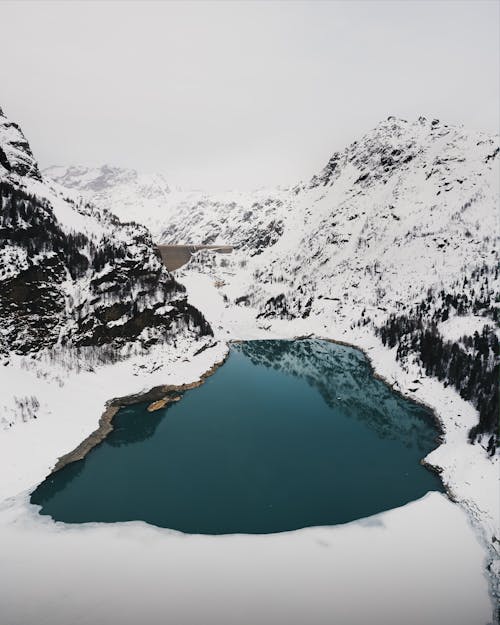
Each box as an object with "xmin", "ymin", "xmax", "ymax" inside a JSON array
[{"xmin": 1, "ymin": 105, "xmax": 498, "ymax": 625}]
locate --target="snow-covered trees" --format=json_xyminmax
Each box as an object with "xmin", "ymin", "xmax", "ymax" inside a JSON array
[
  {"xmin": 0, "ymin": 107, "xmax": 213, "ymax": 360},
  {"xmin": 376, "ymin": 267, "xmax": 499, "ymax": 450}
]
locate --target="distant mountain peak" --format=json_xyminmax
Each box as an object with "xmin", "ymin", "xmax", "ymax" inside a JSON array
[
  {"xmin": 0, "ymin": 107, "xmax": 41, "ymax": 181},
  {"xmin": 44, "ymin": 164, "xmax": 172, "ymax": 194}
]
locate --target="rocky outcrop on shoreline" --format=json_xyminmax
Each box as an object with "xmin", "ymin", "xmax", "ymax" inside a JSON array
[{"xmin": 50, "ymin": 351, "xmax": 229, "ymax": 474}]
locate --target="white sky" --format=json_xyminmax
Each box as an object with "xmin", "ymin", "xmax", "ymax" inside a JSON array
[{"xmin": 1, "ymin": 0, "xmax": 498, "ymax": 190}]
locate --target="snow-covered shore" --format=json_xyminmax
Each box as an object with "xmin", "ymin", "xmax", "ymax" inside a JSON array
[
  {"xmin": 0, "ymin": 338, "xmax": 228, "ymax": 501},
  {"xmin": 0, "ymin": 490, "xmax": 491, "ymax": 625}
]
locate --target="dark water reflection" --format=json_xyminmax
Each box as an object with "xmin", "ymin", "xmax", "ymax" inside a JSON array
[
  {"xmin": 234, "ymin": 340, "xmax": 438, "ymax": 451},
  {"xmin": 31, "ymin": 340, "xmax": 443, "ymax": 534}
]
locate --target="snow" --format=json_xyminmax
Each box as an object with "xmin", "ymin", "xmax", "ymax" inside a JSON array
[
  {"xmin": 0, "ymin": 111, "xmax": 40, "ymax": 180},
  {"xmin": 43, "ymin": 164, "xmax": 176, "ymax": 235},
  {"xmin": 438, "ymin": 314, "xmax": 494, "ymax": 343},
  {"xmin": 0, "ymin": 309, "xmax": 496, "ymax": 623},
  {"xmin": 0, "ymin": 281, "xmax": 497, "ymax": 625},
  {"xmin": 1, "ymin": 283, "xmax": 492, "ymax": 624},
  {"xmin": 46, "ymin": 116, "xmax": 499, "ymax": 613},
  {"xmin": 21, "ymin": 177, "xmax": 111, "ymax": 239},
  {"xmin": 0, "ymin": 492, "xmax": 492, "ymax": 625}
]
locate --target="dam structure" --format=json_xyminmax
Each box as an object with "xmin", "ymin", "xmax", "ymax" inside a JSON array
[{"xmin": 157, "ymin": 244, "xmax": 233, "ymax": 271}]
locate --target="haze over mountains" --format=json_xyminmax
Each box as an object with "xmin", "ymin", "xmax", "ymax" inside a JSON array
[{"xmin": 1, "ymin": 1, "xmax": 498, "ymax": 621}]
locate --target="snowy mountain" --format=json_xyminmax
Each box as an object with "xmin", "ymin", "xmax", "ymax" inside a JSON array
[
  {"xmin": 44, "ymin": 164, "xmax": 177, "ymax": 236},
  {"xmin": 182, "ymin": 116, "xmax": 499, "ymax": 445},
  {"xmin": 45, "ymin": 163, "xmax": 285, "ymax": 249},
  {"xmin": 5, "ymin": 110, "xmax": 500, "ymax": 613},
  {"xmin": 48, "ymin": 115, "xmax": 499, "ymax": 445},
  {"xmin": 0, "ymin": 108, "xmax": 212, "ymax": 360}
]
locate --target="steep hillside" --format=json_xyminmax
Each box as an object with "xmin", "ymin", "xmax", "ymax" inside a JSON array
[{"xmin": 0, "ymin": 108, "xmax": 212, "ymax": 362}]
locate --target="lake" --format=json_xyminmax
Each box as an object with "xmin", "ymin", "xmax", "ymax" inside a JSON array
[{"xmin": 31, "ymin": 339, "xmax": 443, "ymax": 534}]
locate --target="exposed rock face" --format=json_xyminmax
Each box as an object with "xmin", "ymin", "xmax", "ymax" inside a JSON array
[
  {"xmin": 0, "ymin": 107, "xmax": 212, "ymax": 357},
  {"xmin": 0, "ymin": 109, "xmax": 41, "ymax": 180}
]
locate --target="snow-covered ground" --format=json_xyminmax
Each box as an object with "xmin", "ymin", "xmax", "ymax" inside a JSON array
[
  {"xmin": 438, "ymin": 314, "xmax": 493, "ymax": 343},
  {"xmin": 0, "ymin": 491, "xmax": 491, "ymax": 625},
  {"xmin": 180, "ymin": 272, "xmax": 499, "ymax": 535}
]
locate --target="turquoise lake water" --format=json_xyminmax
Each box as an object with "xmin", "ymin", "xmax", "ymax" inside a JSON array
[{"xmin": 31, "ymin": 339, "xmax": 443, "ymax": 534}]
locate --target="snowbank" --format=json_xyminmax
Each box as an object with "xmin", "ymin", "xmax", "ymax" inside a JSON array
[
  {"xmin": 438, "ymin": 314, "xmax": 493, "ymax": 343},
  {"xmin": 0, "ymin": 492, "xmax": 491, "ymax": 625}
]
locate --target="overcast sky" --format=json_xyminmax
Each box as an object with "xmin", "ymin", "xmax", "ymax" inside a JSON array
[{"xmin": 1, "ymin": 0, "xmax": 498, "ymax": 190}]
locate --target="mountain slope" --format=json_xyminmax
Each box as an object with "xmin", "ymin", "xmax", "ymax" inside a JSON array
[
  {"xmin": 181, "ymin": 116, "xmax": 500, "ymax": 444},
  {"xmin": 45, "ymin": 163, "xmax": 287, "ymax": 251},
  {"xmin": 0, "ymin": 108, "xmax": 212, "ymax": 361}
]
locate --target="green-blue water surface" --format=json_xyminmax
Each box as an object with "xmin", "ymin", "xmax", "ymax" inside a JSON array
[{"xmin": 31, "ymin": 340, "xmax": 443, "ymax": 534}]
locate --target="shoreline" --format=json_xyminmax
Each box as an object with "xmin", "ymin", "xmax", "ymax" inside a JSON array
[
  {"xmin": 51, "ymin": 335, "xmax": 447, "ymax": 489},
  {"xmin": 51, "ymin": 334, "xmax": 463, "ymax": 499},
  {"xmin": 51, "ymin": 352, "xmax": 229, "ymax": 475},
  {"xmin": 235, "ymin": 332, "xmax": 497, "ymax": 608},
  {"xmin": 319, "ymin": 337, "xmax": 447, "ymax": 474},
  {"xmin": 314, "ymin": 332, "xmax": 498, "ymax": 611},
  {"xmin": 49, "ymin": 334, "xmax": 444, "ymax": 478}
]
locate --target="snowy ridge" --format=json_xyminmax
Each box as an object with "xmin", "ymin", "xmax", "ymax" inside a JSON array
[
  {"xmin": 47, "ymin": 115, "xmax": 499, "ymax": 441},
  {"xmin": 170, "ymin": 116, "xmax": 499, "ymax": 304},
  {"xmin": 0, "ymin": 106, "xmax": 41, "ymax": 180},
  {"xmin": 44, "ymin": 164, "xmax": 176, "ymax": 235},
  {"xmin": 52, "ymin": 117, "xmax": 499, "ymax": 317},
  {"xmin": 45, "ymin": 163, "xmax": 288, "ymax": 249}
]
